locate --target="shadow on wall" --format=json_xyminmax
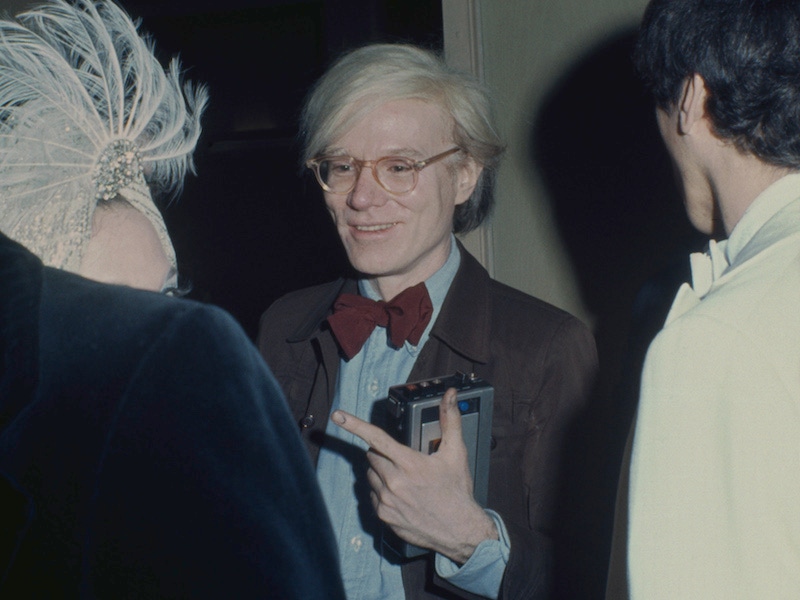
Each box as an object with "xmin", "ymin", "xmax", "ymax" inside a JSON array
[{"xmin": 529, "ymin": 29, "xmax": 705, "ymax": 599}]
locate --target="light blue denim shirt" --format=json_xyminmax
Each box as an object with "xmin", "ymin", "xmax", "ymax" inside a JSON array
[{"xmin": 316, "ymin": 236, "xmax": 510, "ymax": 599}]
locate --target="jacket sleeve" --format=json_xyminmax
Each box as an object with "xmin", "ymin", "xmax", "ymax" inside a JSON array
[{"xmin": 86, "ymin": 304, "xmax": 345, "ymax": 600}]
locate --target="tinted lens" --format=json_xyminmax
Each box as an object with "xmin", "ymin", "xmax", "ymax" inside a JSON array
[
  {"xmin": 319, "ymin": 157, "xmax": 356, "ymax": 192},
  {"xmin": 376, "ymin": 157, "xmax": 416, "ymax": 193}
]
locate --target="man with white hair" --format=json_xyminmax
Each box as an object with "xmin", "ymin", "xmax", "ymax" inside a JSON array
[{"xmin": 259, "ymin": 43, "xmax": 598, "ymax": 600}]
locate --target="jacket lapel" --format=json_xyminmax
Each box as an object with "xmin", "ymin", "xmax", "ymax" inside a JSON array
[{"xmin": 410, "ymin": 242, "xmax": 492, "ymax": 380}]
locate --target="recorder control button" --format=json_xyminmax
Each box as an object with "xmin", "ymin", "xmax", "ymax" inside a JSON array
[{"xmin": 300, "ymin": 415, "xmax": 316, "ymax": 429}]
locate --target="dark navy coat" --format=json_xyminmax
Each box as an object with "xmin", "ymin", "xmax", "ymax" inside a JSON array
[{"xmin": 0, "ymin": 233, "xmax": 344, "ymax": 599}]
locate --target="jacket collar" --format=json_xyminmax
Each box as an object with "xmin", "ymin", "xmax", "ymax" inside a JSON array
[
  {"xmin": 429, "ymin": 241, "xmax": 492, "ymax": 365},
  {"xmin": 286, "ymin": 278, "xmax": 354, "ymax": 343},
  {"xmin": 724, "ymin": 172, "xmax": 800, "ymax": 268}
]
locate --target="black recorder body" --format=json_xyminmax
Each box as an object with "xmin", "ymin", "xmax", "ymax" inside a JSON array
[{"xmin": 383, "ymin": 372, "xmax": 494, "ymax": 558}]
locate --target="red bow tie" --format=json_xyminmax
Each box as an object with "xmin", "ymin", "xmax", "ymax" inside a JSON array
[{"xmin": 327, "ymin": 282, "xmax": 434, "ymax": 360}]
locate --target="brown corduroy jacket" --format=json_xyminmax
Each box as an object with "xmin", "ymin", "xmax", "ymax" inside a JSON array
[{"xmin": 257, "ymin": 243, "xmax": 598, "ymax": 600}]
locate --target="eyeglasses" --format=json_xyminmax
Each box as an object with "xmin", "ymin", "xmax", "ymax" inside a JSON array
[{"xmin": 306, "ymin": 147, "xmax": 461, "ymax": 195}]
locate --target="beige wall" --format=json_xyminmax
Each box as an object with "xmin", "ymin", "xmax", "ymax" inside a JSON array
[{"xmin": 451, "ymin": 0, "xmax": 650, "ymax": 328}]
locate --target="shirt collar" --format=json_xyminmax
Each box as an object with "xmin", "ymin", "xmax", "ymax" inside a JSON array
[{"xmin": 358, "ymin": 234, "xmax": 461, "ymax": 313}]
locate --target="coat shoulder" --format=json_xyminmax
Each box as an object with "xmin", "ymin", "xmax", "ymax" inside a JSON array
[
  {"xmin": 262, "ymin": 279, "xmax": 345, "ymax": 324},
  {"xmin": 257, "ymin": 278, "xmax": 347, "ymax": 363}
]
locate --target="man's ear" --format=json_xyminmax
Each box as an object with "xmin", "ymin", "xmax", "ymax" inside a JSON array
[
  {"xmin": 454, "ymin": 156, "xmax": 482, "ymax": 206},
  {"xmin": 678, "ymin": 73, "xmax": 709, "ymax": 135}
]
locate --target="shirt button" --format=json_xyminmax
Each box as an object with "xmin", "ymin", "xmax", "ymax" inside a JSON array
[
  {"xmin": 368, "ymin": 379, "xmax": 380, "ymax": 396},
  {"xmin": 300, "ymin": 414, "xmax": 315, "ymax": 429},
  {"xmin": 350, "ymin": 535, "xmax": 363, "ymax": 552}
]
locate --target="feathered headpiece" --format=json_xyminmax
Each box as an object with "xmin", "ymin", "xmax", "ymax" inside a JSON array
[{"xmin": 0, "ymin": 0, "xmax": 208, "ymax": 273}]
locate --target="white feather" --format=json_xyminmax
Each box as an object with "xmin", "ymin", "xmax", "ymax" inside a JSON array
[{"xmin": 0, "ymin": 0, "xmax": 208, "ymax": 205}]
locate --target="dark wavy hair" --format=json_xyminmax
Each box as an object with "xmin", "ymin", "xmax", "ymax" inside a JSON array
[{"xmin": 634, "ymin": 0, "xmax": 800, "ymax": 168}]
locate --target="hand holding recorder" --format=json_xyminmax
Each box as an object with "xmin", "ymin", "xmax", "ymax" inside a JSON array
[{"xmin": 332, "ymin": 387, "xmax": 498, "ymax": 564}]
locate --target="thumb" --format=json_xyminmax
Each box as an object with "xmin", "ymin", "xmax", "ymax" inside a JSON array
[{"xmin": 438, "ymin": 387, "xmax": 464, "ymax": 452}]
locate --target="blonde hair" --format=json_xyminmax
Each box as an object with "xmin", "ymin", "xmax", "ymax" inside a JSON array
[{"xmin": 301, "ymin": 44, "xmax": 504, "ymax": 233}]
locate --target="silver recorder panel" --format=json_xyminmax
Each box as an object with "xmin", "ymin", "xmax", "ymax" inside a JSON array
[{"xmin": 384, "ymin": 372, "xmax": 494, "ymax": 558}]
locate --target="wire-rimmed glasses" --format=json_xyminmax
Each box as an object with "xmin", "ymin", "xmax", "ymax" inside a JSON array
[{"xmin": 306, "ymin": 147, "xmax": 461, "ymax": 195}]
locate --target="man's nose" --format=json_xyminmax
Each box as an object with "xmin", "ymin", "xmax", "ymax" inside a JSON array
[{"xmin": 347, "ymin": 165, "xmax": 388, "ymax": 209}]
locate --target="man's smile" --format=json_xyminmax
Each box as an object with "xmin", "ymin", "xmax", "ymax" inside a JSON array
[{"xmin": 352, "ymin": 222, "xmax": 397, "ymax": 232}]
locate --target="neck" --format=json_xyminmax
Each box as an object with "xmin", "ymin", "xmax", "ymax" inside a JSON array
[
  {"xmin": 367, "ymin": 238, "xmax": 454, "ymax": 301},
  {"xmin": 368, "ymin": 274, "xmax": 429, "ymax": 302}
]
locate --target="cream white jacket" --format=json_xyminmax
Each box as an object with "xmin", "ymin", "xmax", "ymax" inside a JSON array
[{"xmin": 628, "ymin": 173, "xmax": 800, "ymax": 600}]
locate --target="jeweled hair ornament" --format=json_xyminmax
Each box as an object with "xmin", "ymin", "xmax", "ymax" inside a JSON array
[{"xmin": 0, "ymin": 0, "xmax": 208, "ymax": 273}]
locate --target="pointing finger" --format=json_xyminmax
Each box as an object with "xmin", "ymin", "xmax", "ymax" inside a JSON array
[{"xmin": 332, "ymin": 409, "xmax": 405, "ymax": 460}]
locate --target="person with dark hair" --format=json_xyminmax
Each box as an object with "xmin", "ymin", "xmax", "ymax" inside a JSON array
[
  {"xmin": 0, "ymin": 1, "xmax": 345, "ymax": 597},
  {"xmin": 616, "ymin": 1, "xmax": 800, "ymax": 597},
  {"xmin": 258, "ymin": 43, "xmax": 598, "ymax": 600}
]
